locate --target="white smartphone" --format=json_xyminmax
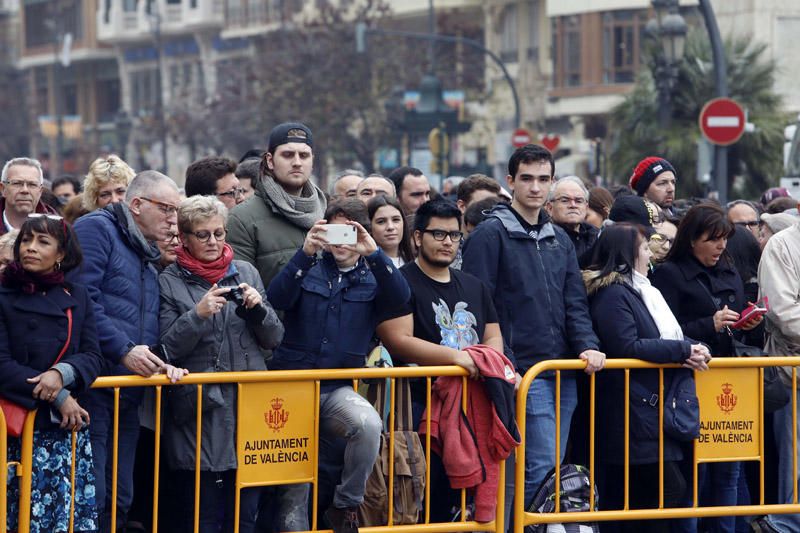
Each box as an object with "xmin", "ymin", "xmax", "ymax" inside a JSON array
[{"xmin": 322, "ymin": 224, "xmax": 357, "ymax": 245}]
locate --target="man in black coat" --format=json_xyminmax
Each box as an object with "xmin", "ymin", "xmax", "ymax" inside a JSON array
[{"xmin": 546, "ymin": 175, "xmax": 598, "ymax": 266}]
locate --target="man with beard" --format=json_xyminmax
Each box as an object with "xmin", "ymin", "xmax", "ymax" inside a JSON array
[
  {"xmin": 227, "ymin": 122, "xmax": 327, "ymax": 289},
  {"xmin": 377, "ymin": 199, "xmax": 503, "ymax": 522},
  {"xmin": 628, "ymin": 156, "xmax": 677, "ymax": 215},
  {"xmin": 545, "ymin": 175, "xmax": 598, "ymax": 265}
]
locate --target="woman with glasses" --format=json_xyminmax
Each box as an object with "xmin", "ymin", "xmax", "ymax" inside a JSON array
[
  {"xmin": 0, "ymin": 215, "xmax": 107, "ymax": 533},
  {"xmin": 158, "ymin": 195, "xmax": 284, "ymax": 533},
  {"xmin": 82, "ymin": 155, "xmax": 135, "ymax": 212}
]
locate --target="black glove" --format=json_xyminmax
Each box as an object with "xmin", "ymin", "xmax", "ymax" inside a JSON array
[{"xmin": 235, "ymin": 303, "xmax": 267, "ymax": 325}]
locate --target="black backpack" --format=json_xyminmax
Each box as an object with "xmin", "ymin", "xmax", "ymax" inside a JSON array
[{"xmin": 525, "ymin": 464, "xmax": 600, "ymax": 533}]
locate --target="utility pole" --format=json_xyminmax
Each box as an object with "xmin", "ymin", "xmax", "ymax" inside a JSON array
[
  {"xmin": 698, "ymin": 0, "xmax": 729, "ymax": 204},
  {"xmin": 151, "ymin": 5, "xmax": 168, "ymax": 175}
]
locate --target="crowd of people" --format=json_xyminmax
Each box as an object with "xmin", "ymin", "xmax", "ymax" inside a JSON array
[{"xmin": 1, "ymin": 120, "xmax": 799, "ymax": 533}]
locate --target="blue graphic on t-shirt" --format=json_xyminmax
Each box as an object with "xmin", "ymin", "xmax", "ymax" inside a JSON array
[{"xmin": 432, "ymin": 298, "xmax": 479, "ymax": 349}]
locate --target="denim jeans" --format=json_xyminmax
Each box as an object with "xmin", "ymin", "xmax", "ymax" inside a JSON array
[
  {"xmin": 320, "ymin": 385, "xmax": 382, "ymax": 508},
  {"xmin": 765, "ymin": 388, "xmax": 800, "ymax": 533},
  {"xmin": 523, "ymin": 374, "xmax": 577, "ymax": 506},
  {"xmin": 86, "ymin": 390, "xmax": 140, "ymax": 532},
  {"xmin": 276, "ymin": 386, "xmax": 381, "ymax": 530}
]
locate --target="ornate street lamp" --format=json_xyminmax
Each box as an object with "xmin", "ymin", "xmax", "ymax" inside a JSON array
[
  {"xmin": 114, "ymin": 109, "xmax": 133, "ymax": 161},
  {"xmin": 647, "ymin": 0, "xmax": 688, "ymax": 127}
]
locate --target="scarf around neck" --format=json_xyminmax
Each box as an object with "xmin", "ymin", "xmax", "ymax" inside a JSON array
[
  {"xmin": 631, "ymin": 270, "xmax": 684, "ymax": 341},
  {"xmin": 106, "ymin": 202, "xmax": 161, "ymax": 263},
  {"xmin": 260, "ymin": 175, "xmax": 327, "ymax": 230},
  {"xmin": 2, "ymin": 261, "xmax": 66, "ymax": 295},
  {"xmin": 175, "ymin": 243, "xmax": 235, "ymax": 285}
]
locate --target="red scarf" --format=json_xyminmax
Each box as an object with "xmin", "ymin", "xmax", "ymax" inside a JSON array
[{"xmin": 175, "ymin": 243, "xmax": 235, "ymax": 285}]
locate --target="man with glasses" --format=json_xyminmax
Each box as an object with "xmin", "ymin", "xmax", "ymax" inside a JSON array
[
  {"xmin": 73, "ymin": 170, "xmax": 185, "ymax": 532},
  {"xmin": 377, "ymin": 199, "xmax": 503, "ymax": 522},
  {"xmin": 185, "ymin": 156, "xmax": 244, "ymax": 209},
  {"xmin": 727, "ymin": 199, "xmax": 761, "ymax": 240},
  {"xmin": 545, "ymin": 175, "xmax": 598, "ymax": 265},
  {"xmin": 462, "ymin": 144, "xmax": 604, "ymax": 514},
  {"xmin": 0, "ymin": 157, "xmax": 58, "ymax": 235}
]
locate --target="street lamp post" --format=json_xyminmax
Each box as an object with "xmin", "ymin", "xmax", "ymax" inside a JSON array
[
  {"xmin": 114, "ymin": 109, "xmax": 133, "ymax": 161},
  {"xmin": 646, "ymin": 0, "xmax": 688, "ymax": 128}
]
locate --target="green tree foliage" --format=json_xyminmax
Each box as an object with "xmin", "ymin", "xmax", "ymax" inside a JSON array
[{"xmin": 609, "ymin": 31, "xmax": 787, "ymax": 199}]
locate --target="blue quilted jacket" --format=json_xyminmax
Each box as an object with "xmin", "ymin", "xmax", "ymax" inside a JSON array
[{"xmin": 72, "ymin": 206, "xmax": 160, "ymax": 391}]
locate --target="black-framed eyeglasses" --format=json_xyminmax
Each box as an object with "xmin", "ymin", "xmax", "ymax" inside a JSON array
[
  {"xmin": 140, "ymin": 197, "xmax": 178, "ymax": 216},
  {"xmin": 216, "ymin": 187, "xmax": 245, "ymax": 200},
  {"xmin": 649, "ymin": 233, "xmax": 675, "ymax": 246},
  {"xmin": 735, "ymin": 221, "xmax": 760, "ymax": 229},
  {"xmin": 185, "ymin": 228, "xmax": 226, "ymax": 243},
  {"xmin": 422, "ymin": 229, "xmax": 463, "ymax": 242}
]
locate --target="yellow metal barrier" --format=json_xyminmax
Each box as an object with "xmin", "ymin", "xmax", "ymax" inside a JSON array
[
  {"xmin": 513, "ymin": 356, "xmax": 800, "ymax": 532},
  {"xmin": 0, "ymin": 366, "xmax": 505, "ymax": 533}
]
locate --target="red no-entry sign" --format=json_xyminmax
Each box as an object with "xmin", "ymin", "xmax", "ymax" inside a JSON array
[
  {"xmin": 511, "ymin": 128, "xmax": 532, "ymax": 148},
  {"xmin": 699, "ymin": 97, "xmax": 746, "ymax": 146}
]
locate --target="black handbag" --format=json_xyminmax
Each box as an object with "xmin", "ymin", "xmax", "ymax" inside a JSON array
[
  {"xmin": 696, "ymin": 280, "xmax": 790, "ymax": 414},
  {"xmin": 663, "ymin": 368, "xmax": 700, "ymax": 441}
]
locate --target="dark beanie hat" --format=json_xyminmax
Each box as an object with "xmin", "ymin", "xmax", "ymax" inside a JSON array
[
  {"xmin": 629, "ymin": 156, "xmax": 676, "ymax": 196},
  {"xmin": 267, "ymin": 122, "xmax": 313, "ymax": 154},
  {"xmin": 608, "ymin": 195, "xmax": 656, "ymax": 236}
]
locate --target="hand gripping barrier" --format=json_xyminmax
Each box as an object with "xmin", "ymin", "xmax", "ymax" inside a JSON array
[
  {"xmin": 3, "ymin": 366, "xmax": 508, "ymax": 533},
  {"xmin": 513, "ymin": 356, "xmax": 800, "ymax": 532}
]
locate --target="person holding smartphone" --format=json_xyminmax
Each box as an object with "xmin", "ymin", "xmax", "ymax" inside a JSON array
[
  {"xmin": 651, "ymin": 202, "xmax": 763, "ymax": 533},
  {"xmin": 267, "ymin": 198, "xmax": 411, "ymax": 533}
]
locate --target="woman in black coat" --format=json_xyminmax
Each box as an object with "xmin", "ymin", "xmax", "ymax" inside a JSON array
[
  {"xmin": 584, "ymin": 223, "xmax": 710, "ymax": 533},
  {"xmin": 0, "ymin": 215, "xmax": 106, "ymax": 533},
  {"xmin": 651, "ymin": 203, "xmax": 762, "ymax": 533}
]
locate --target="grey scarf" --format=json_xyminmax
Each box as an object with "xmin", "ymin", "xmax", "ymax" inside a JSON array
[
  {"xmin": 260, "ymin": 175, "xmax": 327, "ymax": 230},
  {"xmin": 106, "ymin": 202, "xmax": 161, "ymax": 263}
]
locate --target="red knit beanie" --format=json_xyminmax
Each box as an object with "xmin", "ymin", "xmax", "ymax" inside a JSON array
[{"xmin": 629, "ymin": 157, "xmax": 676, "ymax": 196}]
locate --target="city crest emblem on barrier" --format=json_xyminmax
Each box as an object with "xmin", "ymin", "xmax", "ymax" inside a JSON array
[
  {"xmin": 716, "ymin": 383, "xmax": 737, "ymax": 414},
  {"xmin": 265, "ymin": 397, "xmax": 289, "ymax": 432}
]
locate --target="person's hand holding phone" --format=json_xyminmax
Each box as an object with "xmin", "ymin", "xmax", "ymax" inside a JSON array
[{"xmin": 302, "ymin": 220, "xmax": 328, "ymax": 256}]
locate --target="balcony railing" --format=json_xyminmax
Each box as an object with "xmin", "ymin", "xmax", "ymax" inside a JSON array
[{"xmin": 97, "ymin": 0, "xmax": 224, "ymax": 42}]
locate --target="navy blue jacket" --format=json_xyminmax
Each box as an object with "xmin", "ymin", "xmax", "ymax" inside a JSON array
[
  {"xmin": 267, "ymin": 248, "xmax": 410, "ymax": 375},
  {"xmin": 586, "ymin": 272, "xmax": 693, "ymax": 464},
  {"xmin": 0, "ymin": 283, "xmax": 105, "ymax": 428},
  {"xmin": 461, "ymin": 204, "xmax": 599, "ymax": 372},
  {"xmin": 651, "ymin": 256, "xmax": 745, "ymax": 356},
  {"xmin": 72, "ymin": 206, "xmax": 160, "ymax": 402}
]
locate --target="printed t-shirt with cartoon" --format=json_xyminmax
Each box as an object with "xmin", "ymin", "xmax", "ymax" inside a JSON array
[{"xmin": 381, "ymin": 260, "xmax": 499, "ymax": 409}]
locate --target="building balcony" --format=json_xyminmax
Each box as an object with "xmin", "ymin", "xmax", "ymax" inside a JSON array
[
  {"xmin": 0, "ymin": 0, "xmax": 18, "ymax": 15},
  {"xmin": 97, "ymin": 0, "xmax": 224, "ymax": 43}
]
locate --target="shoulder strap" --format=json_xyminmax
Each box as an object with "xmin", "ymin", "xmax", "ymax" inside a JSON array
[{"xmin": 53, "ymin": 307, "xmax": 73, "ymax": 366}]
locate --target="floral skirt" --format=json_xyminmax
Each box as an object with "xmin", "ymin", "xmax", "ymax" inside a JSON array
[{"xmin": 6, "ymin": 428, "xmax": 97, "ymax": 533}]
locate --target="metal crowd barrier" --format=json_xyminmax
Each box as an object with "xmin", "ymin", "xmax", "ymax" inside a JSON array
[
  {"xmin": 513, "ymin": 356, "xmax": 800, "ymax": 532},
  {"xmin": 4, "ymin": 366, "xmax": 506, "ymax": 533}
]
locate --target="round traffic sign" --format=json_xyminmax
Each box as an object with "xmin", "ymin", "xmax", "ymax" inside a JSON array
[
  {"xmin": 699, "ymin": 98, "xmax": 746, "ymax": 146},
  {"xmin": 511, "ymin": 128, "xmax": 532, "ymax": 148}
]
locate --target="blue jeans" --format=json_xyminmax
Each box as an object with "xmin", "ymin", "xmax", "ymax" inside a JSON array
[
  {"xmin": 523, "ymin": 374, "xmax": 577, "ymax": 506},
  {"xmin": 277, "ymin": 386, "xmax": 381, "ymax": 530},
  {"xmin": 765, "ymin": 388, "xmax": 800, "ymax": 533}
]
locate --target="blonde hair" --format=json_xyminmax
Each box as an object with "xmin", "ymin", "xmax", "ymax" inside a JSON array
[
  {"xmin": 177, "ymin": 195, "xmax": 228, "ymax": 235},
  {"xmin": 83, "ymin": 155, "xmax": 135, "ymax": 211},
  {"xmin": 0, "ymin": 229, "xmax": 18, "ymax": 252}
]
